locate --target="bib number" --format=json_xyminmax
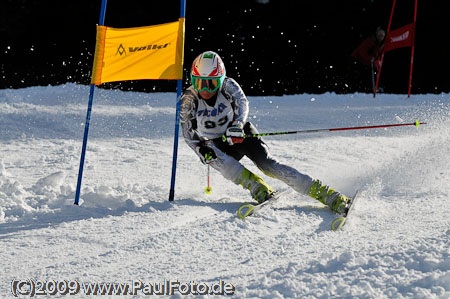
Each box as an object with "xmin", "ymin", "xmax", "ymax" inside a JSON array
[{"xmin": 204, "ymin": 116, "xmax": 229, "ymax": 129}]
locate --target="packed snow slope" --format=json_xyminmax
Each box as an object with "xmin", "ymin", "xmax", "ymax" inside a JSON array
[{"xmin": 1, "ymin": 84, "xmax": 450, "ymax": 298}]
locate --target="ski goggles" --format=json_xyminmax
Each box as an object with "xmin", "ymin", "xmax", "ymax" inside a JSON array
[{"xmin": 192, "ymin": 76, "xmax": 223, "ymax": 93}]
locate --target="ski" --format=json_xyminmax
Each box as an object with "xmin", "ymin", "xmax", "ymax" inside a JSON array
[
  {"xmin": 237, "ymin": 190, "xmax": 289, "ymax": 219},
  {"xmin": 331, "ymin": 191, "xmax": 359, "ymax": 231}
]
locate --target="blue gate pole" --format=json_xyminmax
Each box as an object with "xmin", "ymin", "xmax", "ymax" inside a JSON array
[
  {"xmin": 169, "ymin": 0, "xmax": 186, "ymax": 201},
  {"xmin": 74, "ymin": 0, "xmax": 108, "ymax": 205}
]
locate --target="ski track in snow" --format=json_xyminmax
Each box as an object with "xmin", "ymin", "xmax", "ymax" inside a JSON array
[{"xmin": 1, "ymin": 84, "xmax": 450, "ymax": 298}]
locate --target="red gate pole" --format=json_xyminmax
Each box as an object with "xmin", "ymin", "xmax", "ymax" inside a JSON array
[{"xmin": 408, "ymin": 0, "xmax": 418, "ymax": 98}]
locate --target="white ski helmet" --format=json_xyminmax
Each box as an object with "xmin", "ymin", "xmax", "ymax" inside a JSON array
[{"xmin": 191, "ymin": 51, "xmax": 226, "ymax": 93}]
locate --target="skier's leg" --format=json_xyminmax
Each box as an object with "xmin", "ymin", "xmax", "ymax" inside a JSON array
[
  {"xmin": 307, "ymin": 180, "xmax": 349, "ymax": 214},
  {"xmin": 251, "ymin": 144, "xmax": 315, "ymax": 194},
  {"xmin": 256, "ymin": 152, "xmax": 349, "ymax": 213},
  {"xmin": 240, "ymin": 129, "xmax": 349, "ymax": 213},
  {"xmin": 208, "ymin": 144, "xmax": 274, "ymax": 203}
]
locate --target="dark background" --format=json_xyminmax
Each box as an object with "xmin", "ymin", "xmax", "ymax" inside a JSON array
[{"xmin": 1, "ymin": 0, "xmax": 449, "ymax": 95}]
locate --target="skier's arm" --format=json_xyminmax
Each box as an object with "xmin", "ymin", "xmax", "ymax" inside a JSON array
[
  {"xmin": 222, "ymin": 78, "xmax": 249, "ymax": 144},
  {"xmin": 222, "ymin": 77, "xmax": 249, "ymax": 126},
  {"xmin": 180, "ymin": 87, "xmax": 218, "ymax": 164},
  {"xmin": 180, "ymin": 86, "xmax": 200, "ymax": 151}
]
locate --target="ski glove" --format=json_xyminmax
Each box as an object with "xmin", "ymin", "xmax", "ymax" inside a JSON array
[
  {"xmin": 225, "ymin": 121, "xmax": 245, "ymax": 145},
  {"xmin": 195, "ymin": 143, "xmax": 217, "ymax": 165}
]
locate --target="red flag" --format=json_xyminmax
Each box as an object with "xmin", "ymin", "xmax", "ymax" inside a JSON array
[{"xmin": 384, "ymin": 22, "xmax": 415, "ymax": 52}]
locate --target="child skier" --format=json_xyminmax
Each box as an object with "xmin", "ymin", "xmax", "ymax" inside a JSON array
[{"xmin": 180, "ymin": 51, "xmax": 350, "ymax": 214}]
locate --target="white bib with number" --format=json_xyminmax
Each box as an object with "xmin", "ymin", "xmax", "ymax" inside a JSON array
[{"xmin": 196, "ymin": 94, "xmax": 234, "ymax": 139}]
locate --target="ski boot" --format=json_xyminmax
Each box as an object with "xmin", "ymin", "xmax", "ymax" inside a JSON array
[
  {"xmin": 235, "ymin": 168, "xmax": 274, "ymax": 203},
  {"xmin": 308, "ymin": 180, "xmax": 350, "ymax": 214}
]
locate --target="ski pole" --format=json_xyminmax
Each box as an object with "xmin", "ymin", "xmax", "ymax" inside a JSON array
[
  {"xmin": 205, "ymin": 164, "xmax": 212, "ymax": 194},
  {"xmin": 194, "ymin": 130, "xmax": 213, "ymax": 194},
  {"xmin": 222, "ymin": 120, "xmax": 425, "ymax": 141}
]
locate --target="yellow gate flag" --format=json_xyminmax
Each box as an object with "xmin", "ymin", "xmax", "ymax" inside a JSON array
[{"xmin": 91, "ymin": 18, "xmax": 185, "ymax": 85}]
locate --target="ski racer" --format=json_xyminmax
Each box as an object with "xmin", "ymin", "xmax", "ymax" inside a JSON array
[
  {"xmin": 351, "ymin": 26, "xmax": 385, "ymax": 68},
  {"xmin": 180, "ymin": 51, "xmax": 350, "ymax": 213}
]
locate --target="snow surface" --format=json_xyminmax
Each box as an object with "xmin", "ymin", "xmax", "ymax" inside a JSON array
[{"xmin": 1, "ymin": 83, "xmax": 450, "ymax": 298}]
